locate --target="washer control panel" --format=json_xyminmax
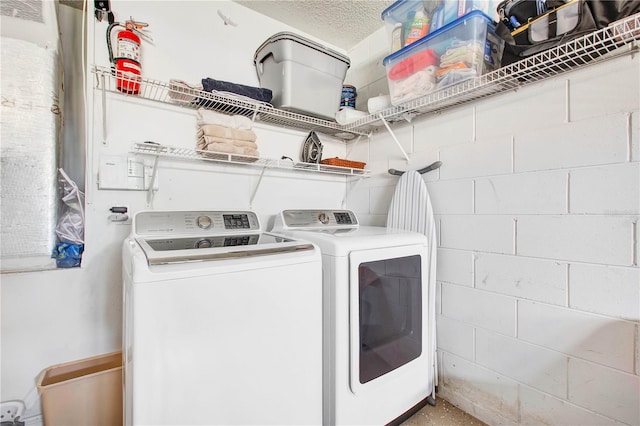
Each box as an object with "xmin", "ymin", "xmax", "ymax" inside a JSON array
[
  {"xmin": 134, "ymin": 210, "xmax": 260, "ymax": 236},
  {"xmin": 274, "ymin": 210, "xmax": 359, "ymax": 231}
]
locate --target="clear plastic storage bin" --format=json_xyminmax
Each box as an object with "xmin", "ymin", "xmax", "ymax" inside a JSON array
[
  {"xmin": 382, "ymin": 0, "xmax": 502, "ymax": 53},
  {"xmin": 383, "ymin": 10, "xmax": 504, "ymax": 106}
]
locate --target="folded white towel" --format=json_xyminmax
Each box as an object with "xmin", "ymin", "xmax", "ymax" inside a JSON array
[
  {"xmin": 197, "ymin": 124, "xmax": 257, "ymax": 142},
  {"xmin": 198, "ymin": 140, "xmax": 259, "ymax": 157},
  {"xmin": 196, "ymin": 108, "xmax": 253, "ymax": 130},
  {"xmin": 198, "ymin": 135, "xmax": 258, "ymax": 149}
]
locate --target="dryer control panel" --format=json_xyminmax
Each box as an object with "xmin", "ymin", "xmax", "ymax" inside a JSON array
[{"xmin": 273, "ymin": 209, "xmax": 359, "ymax": 231}]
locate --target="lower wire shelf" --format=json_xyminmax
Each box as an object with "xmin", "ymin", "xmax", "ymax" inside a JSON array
[{"xmin": 131, "ymin": 142, "xmax": 371, "ymax": 177}]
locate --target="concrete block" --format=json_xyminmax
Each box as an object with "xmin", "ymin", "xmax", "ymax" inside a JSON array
[
  {"xmin": 475, "ymin": 328, "xmax": 567, "ymax": 398},
  {"xmin": 370, "ymin": 122, "xmax": 412, "ymax": 162},
  {"xmin": 475, "ymin": 171, "xmax": 567, "ymax": 214},
  {"xmin": 345, "ymin": 185, "xmax": 370, "ymax": 214},
  {"xmin": 439, "ymin": 137, "xmax": 513, "ymax": 180},
  {"xmin": 519, "ymin": 385, "xmax": 619, "ymax": 426},
  {"xmin": 369, "ymin": 184, "xmax": 396, "ymax": 215},
  {"xmin": 570, "ymin": 263, "xmax": 640, "ymax": 321},
  {"xmin": 441, "ymin": 283, "xmax": 516, "ymax": 336},
  {"xmin": 475, "ymin": 253, "xmax": 567, "ymax": 306},
  {"xmin": 413, "ymin": 107, "xmax": 474, "ymax": 150},
  {"xmin": 440, "ymin": 352, "xmax": 519, "ymax": 423},
  {"xmin": 437, "ymin": 248, "xmax": 474, "ymax": 287},
  {"xmin": 569, "ymin": 54, "xmax": 640, "ymax": 122},
  {"xmin": 514, "ymin": 114, "xmax": 630, "ymax": 172},
  {"xmin": 436, "ymin": 315, "xmax": 474, "ymax": 361},
  {"xmin": 369, "ymin": 125, "xmax": 412, "ymax": 161},
  {"xmin": 475, "ymin": 77, "xmax": 567, "ymax": 140},
  {"xmin": 568, "ymin": 358, "xmax": 640, "ymax": 425},
  {"xmin": 389, "ymin": 150, "xmax": 440, "ymax": 183},
  {"xmin": 570, "ymin": 163, "xmax": 640, "ymax": 214},
  {"xmin": 636, "ymin": 324, "xmax": 640, "ymax": 376},
  {"xmin": 636, "ymin": 217, "xmax": 639, "ymax": 268},
  {"xmin": 518, "ymin": 300, "xmax": 636, "ymax": 373},
  {"xmin": 346, "ymin": 135, "xmax": 369, "ymax": 163},
  {"xmin": 441, "ymin": 215, "xmax": 514, "ymax": 254},
  {"xmin": 516, "ymin": 215, "xmax": 634, "ymax": 266},
  {"xmin": 428, "ymin": 179, "xmax": 474, "ymax": 214}
]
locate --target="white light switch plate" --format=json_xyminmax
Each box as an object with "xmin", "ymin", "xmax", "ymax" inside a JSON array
[{"xmin": 98, "ymin": 155, "xmax": 158, "ymax": 190}]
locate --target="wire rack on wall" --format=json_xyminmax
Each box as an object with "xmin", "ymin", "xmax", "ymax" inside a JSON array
[
  {"xmin": 131, "ymin": 142, "xmax": 371, "ymax": 177},
  {"xmin": 92, "ymin": 13, "xmax": 640, "ymax": 139},
  {"xmin": 92, "ymin": 66, "xmax": 370, "ymax": 141},
  {"xmin": 344, "ymin": 13, "xmax": 640, "ymax": 129}
]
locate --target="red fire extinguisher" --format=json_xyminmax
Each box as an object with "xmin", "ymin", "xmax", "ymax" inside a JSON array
[{"xmin": 107, "ymin": 18, "xmax": 149, "ymax": 95}]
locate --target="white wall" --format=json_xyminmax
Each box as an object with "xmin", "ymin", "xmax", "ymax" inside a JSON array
[
  {"xmin": 1, "ymin": 0, "xmax": 353, "ymax": 404},
  {"xmin": 346, "ymin": 30, "xmax": 640, "ymax": 424}
]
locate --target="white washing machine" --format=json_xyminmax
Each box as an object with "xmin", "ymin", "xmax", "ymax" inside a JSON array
[
  {"xmin": 122, "ymin": 210, "xmax": 322, "ymax": 425},
  {"xmin": 272, "ymin": 209, "xmax": 436, "ymax": 425}
]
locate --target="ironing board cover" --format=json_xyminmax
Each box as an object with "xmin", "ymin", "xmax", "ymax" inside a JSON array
[{"xmin": 386, "ymin": 169, "xmax": 438, "ymax": 397}]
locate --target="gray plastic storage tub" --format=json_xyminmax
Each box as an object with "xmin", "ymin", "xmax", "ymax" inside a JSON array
[{"xmin": 254, "ymin": 32, "xmax": 350, "ymax": 121}]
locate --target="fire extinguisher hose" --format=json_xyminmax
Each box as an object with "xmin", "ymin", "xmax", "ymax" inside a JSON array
[{"xmin": 106, "ymin": 22, "xmax": 123, "ymax": 65}]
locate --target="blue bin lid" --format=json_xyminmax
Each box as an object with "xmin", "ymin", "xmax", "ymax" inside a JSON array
[
  {"xmin": 382, "ymin": 10, "xmax": 494, "ymax": 66},
  {"xmin": 381, "ymin": 0, "xmax": 424, "ymax": 20}
]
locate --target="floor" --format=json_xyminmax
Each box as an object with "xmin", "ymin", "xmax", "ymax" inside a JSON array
[{"xmin": 401, "ymin": 398, "xmax": 487, "ymax": 426}]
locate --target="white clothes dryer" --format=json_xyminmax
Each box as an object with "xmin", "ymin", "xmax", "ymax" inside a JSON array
[
  {"xmin": 122, "ymin": 210, "xmax": 322, "ymax": 425},
  {"xmin": 272, "ymin": 209, "xmax": 436, "ymax": 426}
]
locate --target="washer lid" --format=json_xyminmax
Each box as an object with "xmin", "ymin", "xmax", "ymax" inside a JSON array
[{"xmin": 136, "ymin": 232, "xmax": 314, "ymax": 265}]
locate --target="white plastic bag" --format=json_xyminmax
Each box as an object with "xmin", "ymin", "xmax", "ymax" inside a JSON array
[{"xmin": 55, "ymin": 168, "xmax": 84, "ymax": 244}]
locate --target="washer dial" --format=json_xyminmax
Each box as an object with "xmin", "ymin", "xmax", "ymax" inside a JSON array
[
  {"xmin": 195, "ymin": 238, "xmax": 212, "ymax": 249},
  {"xmin": 196, "ymin": 215, "xmax": 213, "ymax": 229},
  {"xmin": 318, "ymin": 212, "xmax": 329, "ymax": 225}
]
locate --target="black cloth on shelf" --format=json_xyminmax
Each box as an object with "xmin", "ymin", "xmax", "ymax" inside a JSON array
[{"xmin": 201, "ymin": 78, "xmax": 273, "ymax": 103}]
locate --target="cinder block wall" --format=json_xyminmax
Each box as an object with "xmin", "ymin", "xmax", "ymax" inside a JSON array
[{"xmin": 346, "ymin": 47, "xmax": 640, "ymax": 425}]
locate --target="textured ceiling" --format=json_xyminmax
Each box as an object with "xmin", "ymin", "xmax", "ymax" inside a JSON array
[
  {"xmin": 59, "ymin": 0, "xmax": 394, "ymax": 51},
  {"xmin": 234, "ymin": 0, "xmax": 395, "ymax": 50}
]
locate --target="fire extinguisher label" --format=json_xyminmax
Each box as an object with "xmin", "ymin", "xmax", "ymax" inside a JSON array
[{"xmin": 118, "ymin": 39, "xmax": 139, "ymax": 61}]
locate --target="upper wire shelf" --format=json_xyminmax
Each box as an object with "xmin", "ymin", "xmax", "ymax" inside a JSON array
[
  {"xmin": 92, "ymin": 13, "xmax": 640, "ymax": 139},
  {"xmin": 343, "ymin": 13, "xmax": 640, "ymax": 129},
  {"xmin": 92, "ymin": 66, "xmax": 370, "ymax": 140},
  {"xmin": 131, "ymin": 142, "xmax": 371, "ymax": 177}
]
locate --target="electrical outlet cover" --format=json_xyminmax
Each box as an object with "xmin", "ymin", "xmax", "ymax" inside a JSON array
[{"xmin": 0, "ymin": 400, "xmax": 26, "ymax": 422}]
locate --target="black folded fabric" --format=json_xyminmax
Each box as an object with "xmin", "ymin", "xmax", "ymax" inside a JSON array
[{"xmin": 201, "ymin": 78, "xmax": 273, "ymax": 103}]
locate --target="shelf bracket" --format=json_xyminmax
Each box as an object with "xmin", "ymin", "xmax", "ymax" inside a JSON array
[
  {"xmin": 101, "ymin": 73, "xmax": 107, "ymax": 144},
  {"xmin": 249, "ymin": 163, "xmax": 268, "ymax": 209},
  {"xmin": 146, "ymin": 155, "xmax": 160, "ymax": 208},
  {"xmin": 250, "ymin": 108, "xmax": 259, "ymax": 123},
  {"xmin": 344, "ymin": 135, "xmax": 363, "ymax": 160},
  {"xmin": 378, "ymin": 113, "xmax": 410, "ymax": 162}
]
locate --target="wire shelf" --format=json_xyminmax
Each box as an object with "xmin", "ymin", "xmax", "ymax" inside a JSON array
[
  {"xmin": 344, "ymin": 13, "xmax": 640, "ymax": 129},
  {"xmin": 93, "ymin": 13, "xmax": 639, "ymax": 138},
  {"xmin": 131, "ymin": 142, "xmax": 371, "ymax": 177},
  {"xmin": 92, "ymin": 67, "xmax": 370, "ymax": 140}
]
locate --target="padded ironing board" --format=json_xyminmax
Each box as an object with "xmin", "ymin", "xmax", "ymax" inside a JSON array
[{"xmin": 386, "ymin": 169, "xmax": 438, "ymax": 405}]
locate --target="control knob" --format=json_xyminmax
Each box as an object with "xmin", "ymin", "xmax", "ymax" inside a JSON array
[
  {"xmin": 195, "ymin": 238, "xmax": 212, "ymax": 249},
  {"xmin": 196, "ymin": 215, "xmax": 213, "ymax": 229},
  {"xmin": 318, "ymin": 212, "xmax": 329, "ymax": 225}
]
